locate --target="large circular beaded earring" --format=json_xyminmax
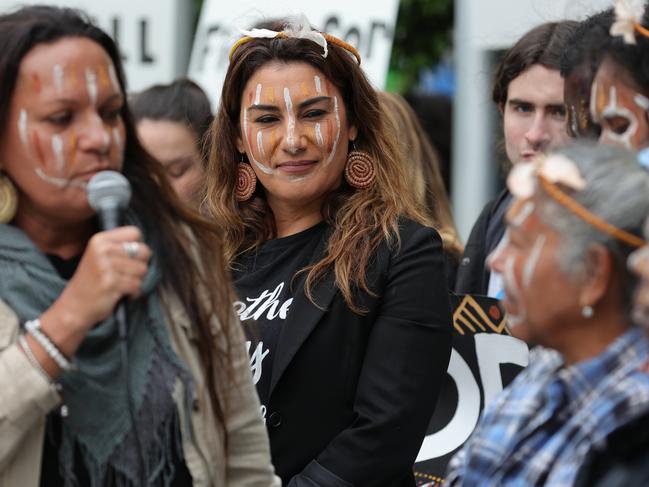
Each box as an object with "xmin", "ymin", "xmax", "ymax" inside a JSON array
[
  {"xmin": 344, "ymin": 145, "xmax": 376, "ymax": 189},
  {"xmin": 235, "ymin": 162, "xmax": 257, "ymax": 202}
]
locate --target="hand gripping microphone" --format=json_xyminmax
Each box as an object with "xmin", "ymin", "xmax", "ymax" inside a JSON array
[
  {"xmin": 86, "ymin": 170, "xmax": 132, "ymax": 230},
  {"xmin": 85, "ymin": 170, "xmax": 133, "ymax": 341},
  {"xmin": 86, "ymin": 170, "xmax": 147, "ymax": 484}
]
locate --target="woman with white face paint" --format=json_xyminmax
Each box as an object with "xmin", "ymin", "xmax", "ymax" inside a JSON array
[
  {"xmin": 585, "ymin": 1, "xmax": 649, "ymax": 152},
  {"xmin": 206, "ymin": 16, "xmax": 453, "ymax": 487},
  {"xmin": 446, "ymin": 142, "xmax": 649, "ymax": 486},
  {"xmin": 0, "ymin": 6, "xmax": 278, "ymax": 487}
]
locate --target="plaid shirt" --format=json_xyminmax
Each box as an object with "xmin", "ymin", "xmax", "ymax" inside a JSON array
[{"xmin": 445, "ymin": 326, "xmax": 649, "ymax": 487}]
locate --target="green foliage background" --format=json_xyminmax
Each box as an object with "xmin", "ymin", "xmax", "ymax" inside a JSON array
[{"xmin": 388, "ymin": 0, "xmax": 454, "ymax": 93}]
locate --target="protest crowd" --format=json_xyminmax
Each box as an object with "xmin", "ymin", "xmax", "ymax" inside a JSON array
[{"xmin": 1, "ymin": 1, "xmax": 649, "ymax": 486}]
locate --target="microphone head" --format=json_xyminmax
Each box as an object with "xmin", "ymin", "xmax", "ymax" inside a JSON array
[{"xmin": 86, "ymin": 170, "xmax": 132, "ymax": 213}]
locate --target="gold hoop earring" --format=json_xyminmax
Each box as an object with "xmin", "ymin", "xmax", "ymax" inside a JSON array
[{"xmin": 0, "ymin": 172, "xmax": 17, "ymax": 224}]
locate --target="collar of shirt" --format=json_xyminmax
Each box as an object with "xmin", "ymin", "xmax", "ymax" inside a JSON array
[{"xmin": 556, "ymin": 326, "xmax": 649, "ymax": 408}]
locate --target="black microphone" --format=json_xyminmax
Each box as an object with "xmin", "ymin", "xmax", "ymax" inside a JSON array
[{"xmin": 86, "ymin": 170, "xmax": 132, "ymax": 230}]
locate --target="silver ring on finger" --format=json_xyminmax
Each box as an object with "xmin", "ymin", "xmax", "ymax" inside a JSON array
[{"xmin": 123, "ymin": 241, "xmax": 140, "ymax": 259}]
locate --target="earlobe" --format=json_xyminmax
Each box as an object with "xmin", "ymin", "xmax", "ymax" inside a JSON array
[
  {"xmin": 579, "ymin": 245, "xmax": 613, "ymax": 309},
  {"xmin": 236, "ymin": 136, "xmax": 245, "ymax": 154},
  {"xmin": 349, "ymin": 125, "xmax": 358, "ymax": 143}
]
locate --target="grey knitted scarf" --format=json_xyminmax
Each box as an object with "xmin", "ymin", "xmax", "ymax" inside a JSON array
[{"xmin": 0, "ymin": 221, "xmax": 193, "ymax": 486}]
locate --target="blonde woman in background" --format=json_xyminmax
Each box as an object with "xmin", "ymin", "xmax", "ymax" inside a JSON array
[{"xmin": 379, "ymin": 91, "xmax": 463, "ymax": 288}]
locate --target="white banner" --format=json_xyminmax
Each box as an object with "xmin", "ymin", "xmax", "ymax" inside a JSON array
[
  {"xmin": 188, "ymin": 0, "xmax": 400, "ymax": 109},
  {"xmin": 0, "ymin": 0, "xmax": 192, "ymax": 92}
]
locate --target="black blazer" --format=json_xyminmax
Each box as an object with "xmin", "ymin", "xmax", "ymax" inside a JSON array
[
  {"xmin": 259, "ymin": 219, "xmax": 453, "ymax": 487},
  {"xmin": 455, "ymin": 189, "xmax": 511, "ymax": 295}
]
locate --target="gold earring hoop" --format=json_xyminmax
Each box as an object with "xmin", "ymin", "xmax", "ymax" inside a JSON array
[{"xmin": 0, "ymin": 172, "xmax": 17, "ymax": 224}]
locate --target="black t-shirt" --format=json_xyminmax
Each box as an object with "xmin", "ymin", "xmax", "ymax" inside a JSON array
[
  {"xmin": 39, "ymin": 253, "xmax": 192, "ymax": 486},
  {"xmin": 233, "ymin": 221, "xmax": 327, "ymax": 419}
]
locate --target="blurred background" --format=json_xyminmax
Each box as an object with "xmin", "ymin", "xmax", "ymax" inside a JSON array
[{"xmin": 0, "ymin": 0, "xmax": 613, "ymax": 238}]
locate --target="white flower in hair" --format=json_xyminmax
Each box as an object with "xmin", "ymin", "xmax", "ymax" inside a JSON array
[
  {"xmin": 611, "ymin": 0, "xmax": 645, "ymax": 44},
  {"xmin": 508, "ymin": 154, "xmax": 586, "ymax": 199},
  {"xmin": 240, "ymin": 14, "xmax": 328, "ymax": 58}
]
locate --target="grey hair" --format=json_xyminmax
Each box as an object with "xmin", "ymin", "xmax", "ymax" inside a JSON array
[{"xmin": 535, "ymin": 142, "xmax": 649, "ymax": 312}]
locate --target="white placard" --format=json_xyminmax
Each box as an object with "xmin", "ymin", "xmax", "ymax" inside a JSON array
[
  {"xmin": 0, "ymin": 0, "xmax": 192, "ymax": 92},
  {"xmin": 189, "ymin": 0, "xmax": 400, "ymax": 109}
]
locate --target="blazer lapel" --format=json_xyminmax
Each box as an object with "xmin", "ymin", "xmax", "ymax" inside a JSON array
[{"xmin": 268, "ymin": 230, "xmax": 337, "ymax": 396}]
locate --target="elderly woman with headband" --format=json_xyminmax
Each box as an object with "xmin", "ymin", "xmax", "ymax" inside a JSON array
[
  {"xmin": 575, "ymin": 239, "xmax": 649, "ymax": 482},
  {"xmin": 445, "ymin": 142, "xmax": 649, "ymax": 486},
  {"xmin": 206, "ymin": 16, "xmax": 453, "ymax": 487},
  {"xmin": 0, "ymin": 6, "xmax": 278, "ymax": 486}
]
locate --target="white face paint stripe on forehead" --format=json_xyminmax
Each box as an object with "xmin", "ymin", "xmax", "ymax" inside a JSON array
[
  {"xmin": 85, "ymin": 68, "xmax": 98, "ymax": 105},
  {"xmin": 522, "ymin": 234, "xmax": 547, "ymax": 288},
  {"xmin": 315, "ymin": 123, "xmax": 324, "ymax": 147},
  {"xmin": 254, "ymin": 83, "xmax": 262, "ymax": 105},
  {"xmin": 18, "ymin": 109, "xmax": 29, "ymax": 149},
  {"xmin": 511, "ymin": 201, "xmax": 535, "ymax": 228},
  {"xmin": 284, "ymin": 87, "xmax": 296, "ymax": 152},
  {"xmin": 325, "ymin": 96, "xmax": 341, "ymax": 164},
  {"xmin": 107, "ymin": 64, "xmax": 120, "ymax": 92},
  {"xmin": 53, "ymin": 65, "xmax": 64, "ymax": 95},
  {"xmin": 256, "ymin": 131, "xmax": 266, "ymax": 158},
  {"xmin": 314, "ymin": 76, "xmax": 322, "ymax": 94},
  {"xmin": 51, "ymin": 135, "xmax": 65, "ymax": 173}
]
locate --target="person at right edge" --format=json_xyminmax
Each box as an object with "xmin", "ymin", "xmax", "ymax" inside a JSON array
[
  {"xmin": 455, "ymin": 21, "xmax": 577, "ymax": 299},
  {"xmin": 205, "ymin": 15, "xmax": 453, "ymax": 487}
]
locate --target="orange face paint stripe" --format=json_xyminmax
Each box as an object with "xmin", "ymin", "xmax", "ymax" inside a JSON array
[
  {"xmin": 98, "ymin": 64, "xmax": 110, "ymax": 88},
  {"xmin": 69, "ymin": 64, "xmax": 78, "ymax": 88},
  {"xmin": 68, "ymin": 130, "xmax": 78, "ymax": 171},
  {"xmin": 32, "ymin": 132, "xmax": 46, "ymax": 166},
  {"xmin": 31, "ymin": 74, "xmax": 41, "ymax": 94}
]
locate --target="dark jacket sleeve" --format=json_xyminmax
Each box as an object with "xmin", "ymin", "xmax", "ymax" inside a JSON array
[
  {"xmin": 292, "ymin": 222, "xmax": 453, "ymax": 486},
  {"xmin": 454, "ymin": 200, "xmax": 493, "ymax": 295}
]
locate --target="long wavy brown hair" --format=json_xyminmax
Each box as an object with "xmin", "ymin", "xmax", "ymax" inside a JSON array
[
  {"xmin": 378, "ymin": 92, "xmax": 463, "ymax": 259},
  {"xmin": 0, "ymin": 6, "xmax": 235, "ymax": 434},
  {"xmin": 205, "ymin": 18, "xmax": 431, "ymax": 313}
]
